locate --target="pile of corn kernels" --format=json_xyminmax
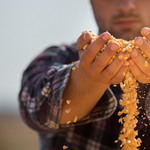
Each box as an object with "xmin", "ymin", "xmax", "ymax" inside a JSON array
[{"xmin": 78, "ymin": 30, "xmax": 150, "ymax": 150}]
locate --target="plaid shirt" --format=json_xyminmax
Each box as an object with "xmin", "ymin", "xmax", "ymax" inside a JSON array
[{"xmin": 19, "ymin": 43, "xmax": 150, "ymax": 150}]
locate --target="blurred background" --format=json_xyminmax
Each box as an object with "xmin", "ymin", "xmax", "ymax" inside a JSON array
[{"xmin": 0, "ymin": 0, "xmax": 97, "ymax": 150}]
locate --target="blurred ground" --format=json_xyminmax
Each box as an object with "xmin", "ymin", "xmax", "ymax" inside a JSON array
[{"xmin": 0, "ymin": 114, "xmax": 38, "ymax": 150}]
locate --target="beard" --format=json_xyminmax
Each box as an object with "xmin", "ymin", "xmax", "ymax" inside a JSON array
[
  {"xmin": 107, "ymin": 27, "xmax": 142, "ymax": 41},
  {"xmin": 99, "ymin": 23, "xmax": 142, "ymax": 41},
  {"xmin": 97, "ymin": 12, "xmax": 143, "ymax": 41}
]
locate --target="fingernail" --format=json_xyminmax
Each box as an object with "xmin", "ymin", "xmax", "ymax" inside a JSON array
[
  {"xmin": 102, "ymin": 33, "xmax": 110, "ymax": 41},
  {"xmin": 131, "ymin": 49, "xmax": 138, "ymax": 57},
  {"xmin": 83, "ymin": 33, "xmax": 86, "ymax": 41},
  {"xmin": 111, "ymin": 42, "xmax": 119, "ymax": 51},
  {"xmin": 142, "ymin": 28, "xmax": 149, "ymax": 36},
  {"xmin": 129, "ymin": 59, "xmax": 135, "ymax": 66},
  {"xmin": 135, "ymin": 37, "xmax": 143, "ymax": 46}
]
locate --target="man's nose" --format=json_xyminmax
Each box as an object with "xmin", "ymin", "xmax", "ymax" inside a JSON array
[{"xmin": 117, "ymin": 0, "xmax": 136, "ymax": 15}]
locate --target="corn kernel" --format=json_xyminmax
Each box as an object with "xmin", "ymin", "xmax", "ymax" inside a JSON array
[
  {"xmin": 72, "ymin": 62, "xmax": 76, "ymax": 65},
  {"xmin": 114, "ymin": 140, "xmax": 118, "ymax": 143},
  {"xmin": 73, "ymin": 115, "xmax": 78, "ymax": 123},
  {"xmin": 144, "ymin": 60, "xmax": 148, "ymax": 67},
  {"xmin": 66, "ymin": 121, "xmax": 71, "ymax": 124},
  {"xmin": 65, "ymin": 108, "xmax": 71, "ymax": 113},
  {"xmin": 126, "ymin": 61, "xmax": 129, "ymax": 66},
  {"xmin": 63, "ymin": 145, "xmax": 68, "ymax": 149},
  {"xmin": 83, "ymin": 44, "xmax": 89, "ymax": 50},
  {"xmin": 66, "ymin": 100, "xmax": 71, "ymax": 104},
  {"xmin": 72, "ymin": 67, "xmax": 76, "ymax": 70},
  {"xmin": 118, "ymin": 55, "xmax": 123, "ymax": 59}
]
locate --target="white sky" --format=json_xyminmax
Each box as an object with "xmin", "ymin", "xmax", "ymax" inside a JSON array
[{"xmin": 0, "ymin": 0, "xmax": 97, "ymax": 114}]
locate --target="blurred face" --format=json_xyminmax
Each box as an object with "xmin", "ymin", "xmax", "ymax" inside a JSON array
[{"xmin": 91, "ymin": 0, "xmax": 150, "ymax": 40}]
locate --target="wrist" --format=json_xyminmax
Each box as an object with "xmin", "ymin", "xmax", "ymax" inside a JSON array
[{"xmin": 72, "ymin": 67, "xmax": 109, "ymax": 93}]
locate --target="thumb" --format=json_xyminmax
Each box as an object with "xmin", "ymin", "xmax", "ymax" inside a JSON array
[{"xmin": 77, "ymin": 31, "xmax": 93, "ymax": 50}]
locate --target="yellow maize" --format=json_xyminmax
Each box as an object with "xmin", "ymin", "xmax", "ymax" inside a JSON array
[{"xmin": 80, "ymin": 30, "xmax": 150, "ymax": 150}]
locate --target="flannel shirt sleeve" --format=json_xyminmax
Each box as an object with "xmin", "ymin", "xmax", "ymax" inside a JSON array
[{"xmin": 18, "ymin": 44, "xmax": 117, "ymax": 133}]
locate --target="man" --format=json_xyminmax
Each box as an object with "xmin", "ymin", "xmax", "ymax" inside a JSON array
[{"xmin": 19, "ymin": 0, "xmax": 150, "ymax": 149}]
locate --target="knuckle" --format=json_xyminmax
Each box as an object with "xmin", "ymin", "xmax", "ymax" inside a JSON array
[
  {"xmin": 86, "ymin": 49, "xmax": 95, "ymax": 58},
  {"xmin": 77, "ymin": 34, "xmax": 85, "ymax": 50},
  {"xmin": 80, "ymin": 60, "xmax": 86, "ymax": 69},
  {"xmin": 116, "ymin": 76, "xmax": 123, "ymax": 83},
  {"xmin": 95, "ymin": 60, "xmax": 105, "ymax": 68},
  {"xmin": 88, "ymin": 71, "xmax": 95, "ymax": 79},
  {"xmin": 77, "ymin": 36, "xmax": 81, "ymax": 45},
  {"xmin": 105, "ymin": 49, "xmax": 115, "ymax": 58},
  {"xmin": 143, "ymin": 67, "xmax": 150, "ymax": 73},
  {"xmin": 107, "ymin": 69, "xmax": 115, "ymax": 77}
]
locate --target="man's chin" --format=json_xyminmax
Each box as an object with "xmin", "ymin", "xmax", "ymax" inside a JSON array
[
  {"xmin": 118, "ymin": 33, "xmax": 136, "ymax": 41},
  {"xmin": 109, "ymin": 30, "xmax": 141, "ymax": 41}
]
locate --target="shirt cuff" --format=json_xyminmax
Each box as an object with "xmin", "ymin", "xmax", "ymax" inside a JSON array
[{"xmin": 60, "ymin": 86, "xmax": 117, "ymax": 128}]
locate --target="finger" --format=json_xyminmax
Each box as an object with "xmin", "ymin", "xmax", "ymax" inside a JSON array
[
  {"xmin": 110, "ymin": 64, "xmax": 128, "ymax": 84},
  {"xmin": 81, "ymin": 32, "xmax": 111, "ymax": 66},
  {"xmin": 91, "ymin": 41, "xmax": 120, "ymax": 74},
  {"xmin": 130, "ymin": 48, "xmax": 150, "ymax": 77},
  {"xmin": 134, "ymin": 36, "xmax": 150, "ymax": 58},
  {"xmin": 100, "ymin": 52, "xmax": 126, "ymax": 82},
  {"xmin": 77, "ymin": 31, "xmax": 93, "ymax": 50},
  {"xmin": 141, "ymin": 27, "xmax": 150, "ymax": 39},
  {"xmin": 129, "ymin": 59, "xmax": 150, "ymax": 83}
]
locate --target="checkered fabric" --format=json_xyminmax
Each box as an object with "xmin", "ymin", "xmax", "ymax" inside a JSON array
[{"xmin": 19, "ymin": 43, "xmax": 150, "ymax": 150}]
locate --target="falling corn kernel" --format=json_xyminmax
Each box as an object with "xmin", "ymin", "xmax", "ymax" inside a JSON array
[
  {"xmin": 66, "ymin": 100, "xmax": 71, "ymax": 104},
  {"xmin": 66, "ymin": 121, "xmax": 71, "ymax": 124},
  {"xmin": 114, "ymin": 140, "xmax": 118, "ymax": 143},
  {"xmin": 72, "ymin": 67, "xmax": 76, "ymax": 70},
  {"xmin": 144, "ymin": 60, "xmax": 148, "ymax": 67},
  {"xmin": 73, "ymin": 115, "xmax": 78, "ymax": 123},
  {"xmin": 63, "ymin": 145, "xmax": 68, "ymax": 149},
  {"xmin": 145, "ymin": 123, "xmax": 148, "ymax": 126},
  {"xmin": 118, "ymin": 111, "xmax": 122, "ymax": 116},
  {"xmin": 65, "ymin": 108, "xmax": 71, "ymax": 114}
]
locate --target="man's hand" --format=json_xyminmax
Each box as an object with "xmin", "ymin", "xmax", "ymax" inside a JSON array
[
  {"xmin": 60, "ymin": 31, "xmax": 128, "ymax": 124},
  {"xmin": 77, "ymin": 31, "xmax": 128, "ymax": 85},
  {"xmin": 129, "ymin": 27, "xmax": 150, "ymax": 83}
]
